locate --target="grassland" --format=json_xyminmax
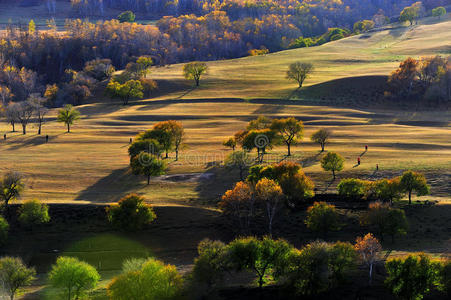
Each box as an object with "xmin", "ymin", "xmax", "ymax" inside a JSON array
[{"xmin": 0, "ymin": 15, "xmax": 450, "ymax": 300}]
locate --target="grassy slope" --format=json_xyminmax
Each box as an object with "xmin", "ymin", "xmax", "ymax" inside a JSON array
[{"xmin": 151, "ymin": 15, "xmax": 451, "ymax": 100}]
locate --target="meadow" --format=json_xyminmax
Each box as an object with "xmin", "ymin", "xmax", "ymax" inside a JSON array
[{"xmin": 0, "ymin": 13, "xmax": 450, "ymax": 299}]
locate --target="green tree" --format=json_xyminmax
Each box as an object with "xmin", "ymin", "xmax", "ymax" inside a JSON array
[
  {"xmin": 48, "ymin": 256, "xmax": 100, "ymax": 300},
  {"xmin": 0, "ymin": 171, "xmax": 24, "ymax": 210},
  {"xmin": 0, "ymin": 257, "xmax": 36, "ymax": 300},
  {"xmin": 400, "ymin": 3, "xmax": 421, "ymax": 26},
  {"xmin": 310, "ymin": 128, "xmax": 331, "ymax": 152},
  {"xmin": 106, "ymin": 79, "xmax": 144, "ymax": 105},
  {"xmin": 228, "ymin": 236, "xmax": 292, "ymax": 288},
  {"xmin": 131, "ymin": 152, "xmax": 167, "ymax": 184},
  {"xmin": 242, "ymin": 129, "xmax": 276, "ymax": 163},
  {"xmin": 18, "ymin": 199, "xmax": 50, "ymax": 228},
  {"xmin": 328, "ymin": 241, "xmax": 357, "ymax": 284},
  {"xmin": 117, "ymin": 11, "xmax": 136, "ymax": 23},
  {"xmin": 305, "ymin": 202, "xmax": 340, "ymax": 238},
  {"xmin": 107, "ymin": 258, "xmax": 182, "ymax": 300},
  {"xmin": 28, "ymin": 19, "xmax": 36, "ymax": 35},
  {"xmin": 224, "ymin": 150, "xmax": 252, "ymax": 181},
  {"xmin": 0, "ymin": 216, "xmax": 9, "ymax": 245},
  {"xmin": 439, "ymin": 260, "xmax": 451, "ymax": 297},
  {"xmin": 431, "ymin": 7, "xmax": 446, "ymax": 20},
  {"xmin": 223, "ymin": 137, "xmax": 237, "ymax": 151},
  {"xmin": 286, "ymin": 62, "xmax": 314, "ymax": 88},
  {"xmin": 270, "ymin": 117, "xmax": 303, "ymax": 156},
  {"xmin": 183, "ymin": 62, "xmax": 207, "ymax": 86},
  {"xmin": 192, "ymin": 239, "xmax": 230, "ymax": 290},
  {"xmin": 385, "ymin": 253, "xmax": 442, "ymax": 300},
  {"xmin": 337, "ymin": 178, "xmax": 368, "ymax": 200},
  {"xmin": 353, "ymin": 20, "xmax": 375, "ymax": 33},
  {"xmin": 57, "ymin": 104, "xmax": 80, "ymax": 133},
  {"xmin": 385, "ymin": 208, "xmax": 408, "ymax": 243},
  {"xmin": 153, "ymin": 120, "xmax": 185, "ymax": 160},
  {"xmin": 320, "ymin": 152, "xmax": 345, "ymax": 179},
  {"xmin": 399, "ymin": 170, "xmax": 430, "ymax": 205},
  {"xmin": 106, "ymin": 193, "xmax": 156, "ymax": 230}
]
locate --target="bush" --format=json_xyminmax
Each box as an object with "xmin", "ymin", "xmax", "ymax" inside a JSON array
[
  {"xmin": 107, "ymin": 258, "xmax": 183, "ymax": 300},
  {"xmin": 18, "ymin": 199, "xmax": 50, "ymax": 227},
  {"xmin": 117, "ymin": 11, "xmax": 135, "ymax": 23},
  {"xmin": 305, "ymin": 202, "xmax": 340, "ymax": 237},
  {"xmin": 192, "ymin": 239, "xmax": 229, "ymax": 290},
  {"xmin": 0, "ymin": 216, "xmax": 9, "ymax": 245},
  {"xmin": 0, "ymin": 256, "xmax": 36, "ymax": 300},
  {"xmin": 277, "ymin": 240, "xmax": 355, "ymax": 296},
  {"xmin": 106, "ymin": 194, "xmax": 156, "ymax": 231},
  {"xmin": 385, "ymin": 253, "xmax": 442, "ymax": 300},
  {"xmin": 337, "ymin": 178, "xmax": 368, "ymax": 200},
  {"xmin": 439, "ymin": 260, "xmax": 451, "ymax": 297},
  {"xmin": 48, "ymin": 256, "xmax": 100, "ymax": 300}
]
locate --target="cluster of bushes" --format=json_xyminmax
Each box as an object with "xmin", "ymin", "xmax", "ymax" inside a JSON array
[
  {"xmin": 338, "ymin": 170, "xmax": 430, "ymax": 204},
  {"xmin": 191, "ymin": 236, "xmax": 451, "ymax": 299},
  {"xmin": 386, "ymin": 55, "xmax": 451, "ymax": 104}
]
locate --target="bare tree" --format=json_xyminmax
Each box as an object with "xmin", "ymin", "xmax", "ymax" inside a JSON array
[
  {"xmin": 16, "ymin": 101, "xmax": 34, "ymax": 134},
  {"xmin": 28, "ymin": 94, "xmax": 48, "ymax": 135},
  {"xmin": 5, "ymin": 102, "xmax": 20, "ymax": 132},
  {"xmin": 311, "ymin": 128, "xmax": 332, "ymax": 152}
]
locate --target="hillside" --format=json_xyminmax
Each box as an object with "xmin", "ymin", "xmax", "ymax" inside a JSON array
[{"xmin": 150, "ymin": 16, "xmax": 451, "ymax": 102}]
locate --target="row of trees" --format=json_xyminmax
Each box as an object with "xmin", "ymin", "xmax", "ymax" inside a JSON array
[
  {"xmin": 338, "ymin": 170, "xmax": 430, "ymax": 204},
  {"xmin": 2, "ymin": 103, "xmax": 80, "ymax": 134}
]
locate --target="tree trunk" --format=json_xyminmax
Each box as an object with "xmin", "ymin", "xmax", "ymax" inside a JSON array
[
  {"xmin": 287, "ymin": 142, "xmax": 291, "ymax": 156},
  {"xmin": 369, "ymin": 263, "xmax": 373, "ymax": 285},
  {"xmin": 332, "ymin": 169, "xmax": 336, "ymax": 179},
  {"xmin": 408, "ymin": 190, "xmax": 412, "ymax": 205},
  {"xmin": 195, "ymin": 78, "xmax": 200, "ymax": 86},
  {"xmin": 147, "ymin": 174, "xmax": 150, "ymax": 185},
  {"xmin": 321, "ymin": 143, "xmax": 325, "ymax": 152},
  {"xmin": 165, "ymin": 151, "xmax": 168, "ymax": 158},
  {"xmin": 11, "ymin": 122, "xmax": 15, "ymax": 132},
  {"xmin": 22, "ymin": 124, "xmax": 26, "ymax": 134},
  {"xmin": 67, "ymin": 123, "xmax": 70, "ymax": 133},
  {"xmin": 175, "ymin": 148, "xmax": 179, "ymax": 161},
  {"xmin": 38, "ymin": 122, "xmax": 42, "ymax": 135}
]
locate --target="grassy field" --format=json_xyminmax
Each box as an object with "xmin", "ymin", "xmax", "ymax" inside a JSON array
[{"xmin": 0, "ymin": 14, "xmax": 450, "ymax": 300}]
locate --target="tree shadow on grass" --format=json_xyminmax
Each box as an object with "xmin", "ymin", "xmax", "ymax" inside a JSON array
[
  {"xmin": 6, "ymin": 132, "xmax": 66, "ymax": 151},
  {"xmin": 75, "ymin": 167, "xmax": 140, "ymax": 203}
]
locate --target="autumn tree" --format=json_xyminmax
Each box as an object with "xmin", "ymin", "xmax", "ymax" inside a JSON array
[
  {"xmin": 286, "ymin": 62, "xmax": 314, "ymax": 88},
  {"xmin": 353, "ymin": 20, "xmax": 375, "ymax": 34},
  {"xmin": 0, "ymin": 257, "xmax": 36, "ymax": 300},
  {"xmin": 126, "ymin": 56, "xmax": 153, "ymax": 79},
  {"xmin": 106, "ymin": 79, "xmax": 144, "ymax": 105},
  {"xmin": 57, "ymin": 104, "xmax": 80, "ymax": 133},
  {"xmin": 0, "ymin": 85, "xmax": 13, "ymax": 105},
  {"xmin": 44, "ymin": 84, "xmax": 59, "ymax": 107},
  {"xmin": 310, "ymin": 128, "xmax": 331, "ymax": 152},
  {"xmin": 247, "ymin": 116, "xmax": 272, "ymax": 131},
  {"xmin": 354, "ymin": 233, "xmax": 381, "ymax": 284},
  {"xmin": 321, "ymin": 152, "xmax": 345, "ymax": 179},
  {"xmin": 83, "ymin": 59, "xmax": 115, "ymax": 81},
  {"xmin": 399, "ymin": 170, "xmax": 430, "ymax": 205},
  {"xmin": 255, "ymin": 178, "xmax": 284, "ymax": 235},
  {"xmin": 400, "ymin": 2, "xmax": 422, "ymax": 25},
  {"xmin": 270, "ymin": 117, "xmax": 304, "ymax": 156},
  {"xmin": 219, "ymin": 181, "xmax": 255, "ymax": 232},
  {"xmin": 183, "ymin": 62, "xmax": 207, "ymax": 86},
  {"xmin": 387, "ymin": 57, "xmax": 419, "ymax": 97},
  {"xmin": 305, "ymin": 202, "xmax": 340, "ymax": 238}
]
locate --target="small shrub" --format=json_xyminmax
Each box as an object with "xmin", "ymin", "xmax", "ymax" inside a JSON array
[
  {"xmin": 337, "ymin": 178, "xmax": 368, "ymax": 200},
  {"xmin": 18, "ymin": 199, "xmax": 50, "ymax": 227},
  {"xmin": 0, "ymin": 216, "xmax": 9, "ymax": 245},
  {"xmin": 106, "ymin": 193, "xmax": 156, "ymax": 231}
]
